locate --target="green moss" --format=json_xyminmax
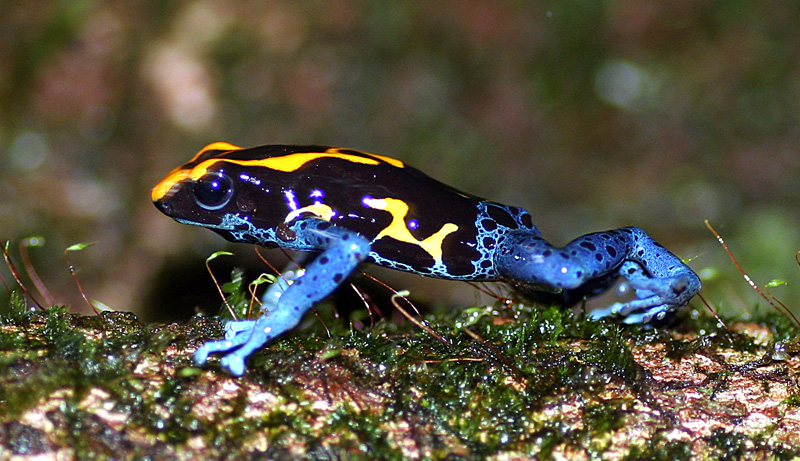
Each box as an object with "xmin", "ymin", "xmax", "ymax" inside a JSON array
[
  {"xmin": 244, "ymin": 299, "xmax": 650, "ymax": 457},
  {"xmin": 0, "ymin": 421, "xmax": 50, "ymax": 456},
  {"xmin": 706, "ymin": 428, "xmax": 753, "ymax": 461},
  {"xmin": 1, "ymin": 285, "xmax": 798, "ymax": 458},
  {"xmin": 624, "ymin": 431, "xmax": 694, "ymax": 461}
]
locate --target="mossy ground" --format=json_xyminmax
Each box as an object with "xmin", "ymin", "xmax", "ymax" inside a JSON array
[{"xmin": 1, "ymin": 288, "xmax": 799, "ymax": 460}]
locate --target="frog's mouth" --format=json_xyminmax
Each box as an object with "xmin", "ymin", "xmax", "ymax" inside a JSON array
[
  {"xmin": 171, "ymin": 214, "xmax": 249, "ymax": 233},
  {"xmin": 153, "ymin": 183, "xmax": 237, "ymax": 229}
]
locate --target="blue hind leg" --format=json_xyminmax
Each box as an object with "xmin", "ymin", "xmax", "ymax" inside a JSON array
[
  {"xmin": 193, "ymin": 219, "xmax": 371, "ymax": 376},
  {"xmin": 496, "ymin": 227, "xmax": 701, "ymax": 323},
  {"xmin": 192, "ymin": 267, "xmax": 304, "ymax": 366}
]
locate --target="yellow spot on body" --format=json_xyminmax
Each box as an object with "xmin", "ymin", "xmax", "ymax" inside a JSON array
[
  {"xmin": 284, "ymin": 203, "xmax": 335, "ymax": 223},
  {"xmin": 364, "ymin": 197, "xmax": 457, "ymax": 264}
]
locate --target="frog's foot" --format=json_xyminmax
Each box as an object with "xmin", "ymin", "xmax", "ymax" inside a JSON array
[
  {"xmin": 195, "ymin": 308, "xmax": 308, "ymax": 376},
  {"xmin": 589, "ymin": 261, "xmax": 700, "ymax": 324},
  {"xmin": 193, "ymin": 319, "xmax": 267, "ymax": 376},
  {"xmin": 193, "ymin": 268, "xmax": 308, "ymax": 375},
  {"xmin": 193, "ymin": 218, "xmax": 371, "ymax": 376}
]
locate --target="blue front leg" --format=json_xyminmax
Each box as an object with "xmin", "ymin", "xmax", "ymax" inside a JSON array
[
  {"xmin": 496, "ymin": 227, "xmax": 700, "ymax": 323},
  {"xmin": 194, "ymin": 219, "xmax": 371, "ymax": 376}
]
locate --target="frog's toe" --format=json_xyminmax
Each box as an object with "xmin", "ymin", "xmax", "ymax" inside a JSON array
[
  {"xmin": 194, "ymin": 321, "xmax": 254, "ymax": 366},
  {"xmin": 193, "ymin": 333, "xmax": 264, "ymax": 376},
  {"xmin": 620, "ymin": 308, "xmax": 663, "ymax": 325},
  {"xmin": 194, "ymin": 347, "xmax": 210, "ymax": 366},
  {"xmin": 588, "ymin": 302, "xmax": 626, "ymax": 320},
  {"xmin": 220, "ymin": 355, "xmax": 247, "ymax": 377},
  {"xmin": 589, "ymin": 295, "xmax": 679, "ymax": 323},
  {"xmin": 194, "ymin": 340, "xmax": 228, "ymax": 366},
  {"xmin": 621, "ymin": 303, "xmax": 674, "ymax": 324},
  {"xmin": 224, "ymin": 319, "xmax": 257, "ymax": 339}
]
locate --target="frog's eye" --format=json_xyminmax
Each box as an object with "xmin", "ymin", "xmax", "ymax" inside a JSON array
[{"xmin": 194, "ymin": 172, "xmax": 234, "ymax": 210}]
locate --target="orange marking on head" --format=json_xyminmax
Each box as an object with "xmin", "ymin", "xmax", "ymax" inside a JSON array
[{"xmin": 151, "ymin": 142, "xmax": 243, "ymax": 202}]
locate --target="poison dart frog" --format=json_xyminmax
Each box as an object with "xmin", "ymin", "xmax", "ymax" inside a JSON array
[{"xmin": 152, "ymin": 142, "xmax": 701, "ymax": 376}]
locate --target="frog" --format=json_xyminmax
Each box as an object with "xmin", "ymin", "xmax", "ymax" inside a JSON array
[{"xmin": 152, "ymin": 142, "xmax": 701, "ymax": 376}]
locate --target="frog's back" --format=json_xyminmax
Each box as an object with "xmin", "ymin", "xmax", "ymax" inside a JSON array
[{"xmin": 157, "ymin": 144, "xmax": 536, "ymax": 280}]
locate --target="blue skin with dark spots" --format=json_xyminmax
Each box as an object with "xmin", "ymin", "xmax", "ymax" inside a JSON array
[
  {"xmin": 192, "ymin": 220, "xmax": 371, "ymax": 376},
  {"xmin": 153, "ymin": 144, "xmax": 702, "ymax": 376}
]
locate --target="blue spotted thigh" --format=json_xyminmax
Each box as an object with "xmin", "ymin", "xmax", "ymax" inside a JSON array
[{"xmin": 495, "ymin": 227, "xmax": 701, "ymax": 322}]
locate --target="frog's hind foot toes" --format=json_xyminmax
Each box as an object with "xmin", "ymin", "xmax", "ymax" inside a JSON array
[
  {"xmin": 192, "ymin": 339, "xmax": 255, "ymax": 377},
  {"xmin": 219, "ymin": 354, "xmax": 248, "ymax": 377},
  {"xmin": 588, "ymin": 300, "xmax": 676, "ymax": 324},
  {"xmin": 193, "ymin": 319, "xmax": 272, "ymax": 376},
  {"xmin": 595, "ymin": 263, "xmax": 701, "ymax": 324},
  {"xmin": 589, "ymin": 275, "xmax": 700, "ymax": 324},
  {"xmin": 193, "ymin": 337, "xmax": 243, "ymax": 367}
]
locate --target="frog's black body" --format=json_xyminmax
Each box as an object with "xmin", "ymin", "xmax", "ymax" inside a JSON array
[
  {"xmin": 155, "ymin": 143, "xmax": 535, "ymax": 280},
  {"xmin": 153, "ymin": 143, "xmax": 702, "ymax": 376}
]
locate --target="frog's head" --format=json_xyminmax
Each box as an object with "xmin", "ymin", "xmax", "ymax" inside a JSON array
[{"xmin": 152, "ymin": 142, "xmax": 266, "ymax": 243}]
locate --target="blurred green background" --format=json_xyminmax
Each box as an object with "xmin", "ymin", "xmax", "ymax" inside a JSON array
[{"xmin": 1, "ymin": 1, "xmax": 798, "ymax": 322}]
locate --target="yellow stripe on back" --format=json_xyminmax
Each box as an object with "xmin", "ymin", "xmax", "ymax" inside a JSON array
[
  {"xmin": 227, "ymin": 148, "xmax": 405, "ymax": 172},
  {"xmin": 152, "ymin": 145, "xmax": 404, "ymax": 202},
  {"xmin": 198, "ymin": 142, "xmax": 243, "ymax": 157}
]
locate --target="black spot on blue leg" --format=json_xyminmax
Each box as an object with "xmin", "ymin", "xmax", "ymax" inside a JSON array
[{"xmin": 521, "ymin": 214, "xmax": 533, "ymax": 228}]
